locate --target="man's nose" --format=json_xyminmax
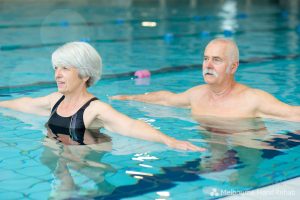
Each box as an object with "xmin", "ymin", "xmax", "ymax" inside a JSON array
[{"xmin": 204, "ymin": 59, "xmax": 213, "ymax": 69}]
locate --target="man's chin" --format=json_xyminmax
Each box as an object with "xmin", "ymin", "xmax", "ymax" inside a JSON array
[{"xmin": 204, "ymin": 78, "xmax": 216, "ymax": 84}]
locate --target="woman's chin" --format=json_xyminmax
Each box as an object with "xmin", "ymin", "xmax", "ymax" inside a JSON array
[{"xmin": 57, "ymin": 88, "xmax": 67, "ymax": 94}]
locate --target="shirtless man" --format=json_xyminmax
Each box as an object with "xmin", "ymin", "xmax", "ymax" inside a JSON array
[{"xmin": 111, "ymin": 38, "xmax": 300, "ymax": 122}]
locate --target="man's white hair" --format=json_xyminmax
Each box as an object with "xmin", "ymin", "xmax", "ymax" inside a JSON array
[
  {"xmin": 52, "ymin": 41, "xmax": 102, "ymax": 87},
  {"xmin": 208, "ymin": 38, "xmax": 239, "ymax": 63}
]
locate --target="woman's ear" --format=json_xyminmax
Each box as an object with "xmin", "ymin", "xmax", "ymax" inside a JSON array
[{"xmin": 83, "ymin": 77, "xmax": 90, "ymax": 84}]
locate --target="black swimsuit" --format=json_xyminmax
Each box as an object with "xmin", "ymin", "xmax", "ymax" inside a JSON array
[{"xmin": 47, "ymin": 96, "xmax": 98, "ymax": 145}]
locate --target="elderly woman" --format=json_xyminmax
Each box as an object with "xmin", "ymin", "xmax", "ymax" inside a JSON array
[{"xmin": 0, "ymin": 41, "xmax": 204, "ymax": 151}]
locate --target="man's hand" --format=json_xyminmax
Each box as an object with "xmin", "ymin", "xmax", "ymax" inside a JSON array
[{"xmin": 110, "ymin": 95, "xmax": 133, "ymax": 101}]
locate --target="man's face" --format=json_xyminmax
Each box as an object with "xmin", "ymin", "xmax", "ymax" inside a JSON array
[{"xmin": 202, "ymin": 42, "xmax": 233, "ymax": 85}]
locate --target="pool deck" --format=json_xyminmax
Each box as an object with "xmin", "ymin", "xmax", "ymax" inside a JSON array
[{"xmin": 221, "ymin": 177, "xmax": 300, "ymax": 200}]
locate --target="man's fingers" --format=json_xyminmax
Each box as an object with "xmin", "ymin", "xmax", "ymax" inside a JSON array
[{"xmin": 110, "ymin": 95, "xmax": 126, "ymax": 100}]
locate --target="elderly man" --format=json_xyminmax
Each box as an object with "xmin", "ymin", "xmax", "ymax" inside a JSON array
[{"xmin": 112, "ymin": 38, "xmax": 300, "ymax": 122}]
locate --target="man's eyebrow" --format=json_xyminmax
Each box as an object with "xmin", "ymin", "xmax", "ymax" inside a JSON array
[{"xmin": 212, "ymin": 56, "xmax": 223, "ymax": 59}]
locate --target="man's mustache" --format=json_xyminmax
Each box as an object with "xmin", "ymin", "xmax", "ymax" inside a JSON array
[{"xmin": 203, "ymin": 69, "xmax": 219, "ymax": 77}]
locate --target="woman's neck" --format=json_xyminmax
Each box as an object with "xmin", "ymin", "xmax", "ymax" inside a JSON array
[{"xmin": 61, "ymin": 88, "xmax": 93, "ymax": 111}]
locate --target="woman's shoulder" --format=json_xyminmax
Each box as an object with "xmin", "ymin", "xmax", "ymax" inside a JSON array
[
  {"xmin": 88, "ymin": 99, "xmax": 113, "ymax": 112},
  {"xmin": 47, "ymin": 92, "xmax": 63, "ymax": 108}
]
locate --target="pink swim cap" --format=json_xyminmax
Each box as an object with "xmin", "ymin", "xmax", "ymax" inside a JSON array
[{"xmin": 134, "ymin": 70, "xmax": 151, "ymax": 78}]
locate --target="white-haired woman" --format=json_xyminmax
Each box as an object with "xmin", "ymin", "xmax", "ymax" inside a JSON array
[{"xmin": 0, "ymin": 41, "xmax": 204, "ymax": 151}]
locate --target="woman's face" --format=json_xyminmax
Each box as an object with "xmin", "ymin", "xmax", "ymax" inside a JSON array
[{"xmin": 54, "ymin": 66, "xmax": 87, "ymax": 94}]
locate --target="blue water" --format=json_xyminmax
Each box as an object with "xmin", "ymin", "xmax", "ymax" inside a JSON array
[{"xmin": 0, "ymin": 0, "xmax": 300, "ymax": 199}]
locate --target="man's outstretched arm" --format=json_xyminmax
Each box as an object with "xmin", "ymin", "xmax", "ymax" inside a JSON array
[
  {"xmin": 254, "ymin": 89, "xmax": 300, "ymax": 122},
  {"xmin": 111, "ymin": 89, "xmax": 192, "ymax": 108}
]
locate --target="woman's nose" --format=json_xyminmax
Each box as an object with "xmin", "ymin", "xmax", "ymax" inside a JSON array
[{"xmin": 55, "ymin": 68, "xmax": 62, "ymax": 77}]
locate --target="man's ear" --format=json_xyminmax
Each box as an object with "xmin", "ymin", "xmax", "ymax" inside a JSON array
[{"xmin": 231, "ymin": 61, "xmax": 239, "ymax": 74}]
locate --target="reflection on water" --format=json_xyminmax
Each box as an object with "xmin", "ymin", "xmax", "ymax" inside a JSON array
[
  {"xmin": 192, "ymin": 115, "xmax": 300, "ymax": 150},
  {"xmin": 41, "ymin": 134, "xmax": 115, "ymax": 199},
  {"xmin": 192, "ymin": 115, "xmax": 300, "ymax": 187}
]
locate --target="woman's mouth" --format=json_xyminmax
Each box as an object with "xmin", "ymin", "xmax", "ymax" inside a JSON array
[{"xmin": 57, "ymin": 81, "xmax": 65, "ymax": 88}]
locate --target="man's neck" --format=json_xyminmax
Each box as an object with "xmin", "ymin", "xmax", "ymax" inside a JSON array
[{"xmin": 208, "ymin": 80, "xmax": 236, "ymax": 99}]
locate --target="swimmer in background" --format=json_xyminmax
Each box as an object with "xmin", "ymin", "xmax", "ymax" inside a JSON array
[
  {"xmin": 111, "ymin": 38, "xmax": 300, "ymax": 122},
  {"xmin": 0, "ymin": 41, "xmax": 204, "ymax": 151}
]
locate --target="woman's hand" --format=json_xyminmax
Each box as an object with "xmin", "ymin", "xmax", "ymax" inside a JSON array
[{"xmin": 165, "ymin": 138, "xmax": 206, "ymax": 152}]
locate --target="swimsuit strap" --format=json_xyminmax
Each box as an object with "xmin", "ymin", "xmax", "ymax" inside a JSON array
[
  {"xmin": 79, "ymin": 97, "xmax": 98, "ymax": 110},
  {"xmin": 69, "ymin": 97, "xmax": 98, "ymax": 144},
  {"xmin": 51, "ymin": 95, "xmax": 65, "ymax": 114}
]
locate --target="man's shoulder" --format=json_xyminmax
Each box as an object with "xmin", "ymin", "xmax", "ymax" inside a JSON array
[
  {"xmin": 182, "ymin": 85, "xmax": 207, "ymax": 102},
  {"xmin": 238, "ymin": 84, "xmax": 269, "ymax": 100},
  {"xmin": 237, "ymin": 84, "xmax": 255, "ymax": 94},
  {"xmin": 187, "ymin": 84, "xmax": 207, "ymax": 93}
]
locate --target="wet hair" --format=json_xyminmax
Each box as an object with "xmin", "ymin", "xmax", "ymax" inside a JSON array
[
  {"xmin": 52, "ymin": 41, "xmax": 102, "ymax": 87},
  {"xmin": 207, "ymin": 38, "xmax": 239, "ymax": 63}
]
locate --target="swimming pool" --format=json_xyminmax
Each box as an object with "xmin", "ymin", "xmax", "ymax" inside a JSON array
[{"xmin": 0, "ymin": 0, "xmax": 300, "ymax": 199}]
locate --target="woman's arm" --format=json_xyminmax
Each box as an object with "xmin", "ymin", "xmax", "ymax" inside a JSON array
[
  {"xmin": 93, "ymin": 101, "xmax": 205, "ymax": 151},
  {"xmin": 0, "ymin": 92, "xmax": 62, "ymax": 116}
]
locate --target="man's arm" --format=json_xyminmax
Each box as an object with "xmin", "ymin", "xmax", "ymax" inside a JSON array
[
  {"xmin": 93, "ymin": 101, "xmax": 205, "ymax": 151},
  {"xmin": 254, "ymin": 89, "xmax": 300, "ymax": 122},
  {"xmin": 0, "ymin": 92, "xmax": 62, "ymax": 116},
  {"xmin": 111, "ymin": 89, "xmax": 194, "ymax": 108}
]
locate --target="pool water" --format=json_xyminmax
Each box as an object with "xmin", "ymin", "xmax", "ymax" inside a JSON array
[{"xmin": 0, "ymin": 0, "xmax": 300, "ymax": 199}]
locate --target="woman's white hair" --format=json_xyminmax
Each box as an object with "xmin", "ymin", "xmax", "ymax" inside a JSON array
[{"xmin": 52, "ymin": 41, "xmax": 102, "ymax": 87}]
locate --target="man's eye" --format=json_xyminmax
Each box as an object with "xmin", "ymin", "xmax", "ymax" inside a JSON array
[{"xmin": 213, "ymin": 58, "xmax": 223, "ymax": 63}]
